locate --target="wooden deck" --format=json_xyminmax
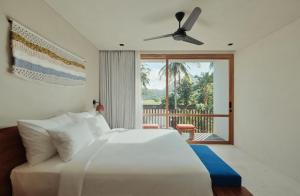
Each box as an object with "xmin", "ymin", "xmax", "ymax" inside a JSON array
[{"xmin": 181, "ymin": 132, "xmax": 225, "ymax": 141}]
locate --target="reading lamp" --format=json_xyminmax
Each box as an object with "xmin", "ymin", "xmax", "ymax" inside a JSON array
[{"xmin": 92, "ymin": 99, "xmax": 104, "ymax": 112}]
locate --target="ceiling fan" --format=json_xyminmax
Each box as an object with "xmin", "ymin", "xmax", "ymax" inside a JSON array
[{"xmin": 144, "ymin": 7, "xmax": 204, "ymax": 45}]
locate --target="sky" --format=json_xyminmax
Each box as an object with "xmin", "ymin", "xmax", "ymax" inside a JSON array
[{"xmin": 141, "ymin": 60, "xmax": 213, "ymax": 90}]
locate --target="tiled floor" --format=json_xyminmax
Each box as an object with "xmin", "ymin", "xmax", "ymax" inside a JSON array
[{"xmin": 207, "ymin": 145, "xmax": 300, "ymax": 196}]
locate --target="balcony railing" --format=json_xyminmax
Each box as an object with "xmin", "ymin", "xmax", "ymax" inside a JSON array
[{"xmin": 143, "ymin": 108, "xmax": 214, "ymax": 133}]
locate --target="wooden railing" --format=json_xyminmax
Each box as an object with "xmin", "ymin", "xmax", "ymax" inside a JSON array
[{"xmin": 143, "ymin": 108, "xmax": 215, "ymax": 133}]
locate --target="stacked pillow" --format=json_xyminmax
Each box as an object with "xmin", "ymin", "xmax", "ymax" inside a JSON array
[
  {"xmin": 47, "ymin": 120, "xmax": 95, "ymax": 161},
  {"xmin": 17, "ymin": 112, "xmax": 111, "ymax": 164},
  {"xmin": 68, "ymin": 112, "xmax": 112, "ymax": 137},
  {"xmin": 18, "ymin": 114, "xmax": 73, "ymax": 165}
]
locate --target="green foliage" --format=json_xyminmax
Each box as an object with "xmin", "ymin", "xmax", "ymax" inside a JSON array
[
  {"xmin": 159, "ymin": 62, "xmax": 191, "ymax": 109},
  {"xmin": 141, "ymin": 64, "xmax": 150, "ymax": 89},
  {"xmin": 192, "ymin": 73, "xmax": 214, "ymax": 110},
  {"xmin": 159, "ymin": 62, "xmax": 191, "ymax": 83},
  {"xmin": 143, "ymin": 62, "xmax": 214, "ymax": 112},
  {"xmin": 161, "ymin": 93, "xmax": 175, "ymax": 109},
  {"xmin": 160, "ymin": 72, "xmax": 214, "ymax": 110},
  {"xmin": 142, "ymin": 88, "xmax": 165, "ymax": 100},
  {"xmin": 143, "ymin": 99, "xmax": 161, "ymax": 105},
  {"xmin": 177, "ymin": 76, "xmax": 193, "ymax": 108}
]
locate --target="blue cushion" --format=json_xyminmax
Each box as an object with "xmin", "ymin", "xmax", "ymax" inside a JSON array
[{"xmin": 190, "ymin": 145, "xmax": 241, "ymax": 187}]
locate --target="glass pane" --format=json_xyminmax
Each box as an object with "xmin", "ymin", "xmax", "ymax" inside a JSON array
[
  {"xmin": 213, "ymin": 117, "xmax": 229, "ymax": 141},
  {"xmin": 166, "ymin": 59, "xmax": 229, "ymax": 141},
  {"xmin": 141, "ymin": 60, "xmax": 167, "ymax": 128},
  {"xmin": 212, "ymin": 60, "xmax": 229, "ymax": 114},
  {"xmin": 167, "ymin": 59, "xmax": 215, "ymax": 129},
  {"xmin": 167, "ymin": 59, "xmax": 229, "ymax": 113}
]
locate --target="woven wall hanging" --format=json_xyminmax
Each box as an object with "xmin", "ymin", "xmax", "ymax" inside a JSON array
[{"xmin": 9, "ymin": 19, "xmax": 86, "ymax": 86}]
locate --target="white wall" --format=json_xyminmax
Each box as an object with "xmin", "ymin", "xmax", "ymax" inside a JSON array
[
  {"xmin": 235, "ymin": 17, "xmax": 300, "ymax": 183},
  {"xmin": 0, "ymin": 0, "xmax": 99, "ymax": 127},
  {"xmin": 213, "ymin": 60, "xmax": 229, "ymax": 140}
]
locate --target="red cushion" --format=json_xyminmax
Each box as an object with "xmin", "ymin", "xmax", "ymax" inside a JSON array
[{"xmin": 143, "ymin": 124, "xmax": 160, "ymax": 129}]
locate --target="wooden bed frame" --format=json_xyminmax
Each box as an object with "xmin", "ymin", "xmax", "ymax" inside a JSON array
[
  {"xmin": 0, "ymin": 126, "xmax": 251, "ymax": 196},
  {"xmin": 0, "ymin": 126, "xmax": 26, "ymax": 196}
]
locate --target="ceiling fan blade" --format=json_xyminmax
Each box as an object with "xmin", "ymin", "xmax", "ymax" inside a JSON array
[
  {"xmin": 182, "ymin": 7, "xmax": 201, "ymax": 31},
  {"xmin": 144, "ymin": 33, "xmax": 173, "ymax": 41},
  {"xmin": 182, "ymin": 35, "xmax": 204, "ymax": 45}
]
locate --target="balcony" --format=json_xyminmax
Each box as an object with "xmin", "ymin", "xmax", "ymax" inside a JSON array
[{"xmin": 143, "ymin": 108, "xmax": 228, "ymax": 143}]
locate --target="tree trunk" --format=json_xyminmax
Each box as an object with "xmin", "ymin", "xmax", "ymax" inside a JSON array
[{"xmin": 174, "ymin": 67, "xmax": 177, "ymax": 110}]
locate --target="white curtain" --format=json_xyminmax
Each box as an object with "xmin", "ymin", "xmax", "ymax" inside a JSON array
[
  {"xmin": 99, "ymin": 51, "xmax": 142, "ymax": 129},
  {"xmin": 135, "ymin": 51, "xmax": 143, "ymax": 129}
]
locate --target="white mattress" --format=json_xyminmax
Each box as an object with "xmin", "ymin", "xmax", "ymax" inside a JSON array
[
  {"xmin": 11, "ymin": 155, "xmax": 62, "ymax": 196},
  {"xmin": 11, "ymin": 129, "xmax": 213, "ymax": 196}
]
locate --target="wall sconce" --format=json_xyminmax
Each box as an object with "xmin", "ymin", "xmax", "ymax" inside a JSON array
[
  {"xmin": 92, "ymin": 99, "xmax": 98, "ymax": 107},
  {"xmin": 93, "ymin": 99, "xmax": 104, "ymax": 112}
]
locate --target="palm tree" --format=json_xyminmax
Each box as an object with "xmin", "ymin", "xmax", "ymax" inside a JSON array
[
  {"xmin": 194, "ymin": 73, "xmax": 213, "ymax": 109},
  {"xmin": 141, "ymin": 64, "xmax": 150, "ymax": 89},
  {"xmin": 201, "ymin": 73, "xmax": 213, "ymax": 106},
  {"xmin": 159, "ymin": 62, "xmax": 190, "ymax": 109}
]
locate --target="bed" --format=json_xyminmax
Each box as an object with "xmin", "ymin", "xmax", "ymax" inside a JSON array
[{"xmin": 9, "ymin": 128, "xmax": 213, "ymax": 196}]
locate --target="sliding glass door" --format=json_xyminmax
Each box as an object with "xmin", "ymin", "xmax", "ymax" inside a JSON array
[
  {"xmin": 140, "ymin": 54, "xmax": 234, "ymax": 144},
  {"xmin": 141, "ymin": 60, "xmax": 167, "ymax": 128}
]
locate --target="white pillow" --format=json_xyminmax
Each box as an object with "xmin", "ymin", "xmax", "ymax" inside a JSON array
[
  {"xmin": 67, "ymin": 111, "xmax": 95, "ymax": 120},
  {"xmin": 95, "ymin": 114, "xmax": 111, "ymax": 134},
  {"xmin": 112, "ymin": 128, "xmax": 128, "ymax": 132},
  {"xmin": 47, "ymin": 120, "xmax": 95, "ymax": 162},
  {"xmin": 18, "ymin": 114, "xmax": 73, "ymax": 165},
  {"xmin": 84, "ymin": 117, "xmax": 104, "ymax": 137},
  {"xmin": 87, "ymin": 109, "xmax": 97, "ymax": 116},
  {"xmin": 68, "ymin": 112, "xmax": 111, "ymax": 138},
  {"xmin": 67, "ymin": 112, "xmax": 102, "ymax": 137}
]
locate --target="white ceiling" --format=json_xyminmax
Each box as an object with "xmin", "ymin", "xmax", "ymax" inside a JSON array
[{"xmin": 44, "ymin": 0, "xmax": 300, "ymax": 51}]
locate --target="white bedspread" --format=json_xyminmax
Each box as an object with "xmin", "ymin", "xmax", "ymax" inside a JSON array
[{"xmin": 12, "ymin": 129, "xmax": 213, "ymax": 196}]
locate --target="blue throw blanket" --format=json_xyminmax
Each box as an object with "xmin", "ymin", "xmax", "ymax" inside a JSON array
[{"xmin": 190, "ymin": 145, "xmax": 241, "ymax": 186}]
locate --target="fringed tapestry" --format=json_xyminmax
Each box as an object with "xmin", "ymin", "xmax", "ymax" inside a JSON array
[{"xmin": 9, "ymin": 20, "xmax": 86, "ymax": 86}]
